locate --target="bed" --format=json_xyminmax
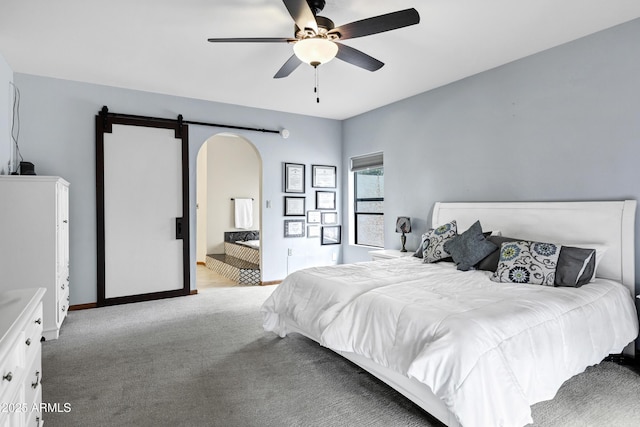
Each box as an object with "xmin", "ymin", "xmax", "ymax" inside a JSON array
[{"xmin": 261, "ymin": 201, "xmax": 639, "ymax": 427}]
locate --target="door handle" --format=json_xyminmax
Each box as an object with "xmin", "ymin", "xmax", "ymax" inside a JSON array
[{"xmin": 176, "ymin": 217, "xmax": 184, "ymax": 239}]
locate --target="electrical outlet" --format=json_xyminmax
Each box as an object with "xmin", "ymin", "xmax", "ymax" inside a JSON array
[
  {"xmin": 288, "ymin": 248, "xmax": 293, "ymax": 256},
  {"xmin": 266, "ymin": 200, "xmax": 271, "ymax": 208}
]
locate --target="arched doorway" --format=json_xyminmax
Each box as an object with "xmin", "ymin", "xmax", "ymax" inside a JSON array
[{"xmin": 195, "ymin": 133, "xmax": 262, "ymax": 289}]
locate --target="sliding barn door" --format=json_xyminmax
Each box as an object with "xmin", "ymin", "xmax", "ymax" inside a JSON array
[{"xmin": 96, "ymin": 110, "xmax": 190, "ymax": 306}]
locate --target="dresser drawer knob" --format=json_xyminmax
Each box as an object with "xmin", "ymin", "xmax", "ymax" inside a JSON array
[
  {"xmin": 26, "ymin": 338, "xmax": 32, "ymax": 346},
  {"xmin": 2, "ymin": 372, "xmax": 12, "ymax": 382},
  {"xmin": 35, "ymin": 318, "xmax": 42, "ymax": 325},
  {"xmin": 31, "ymin": 371, "xmax": 40, "ymax": 389}
]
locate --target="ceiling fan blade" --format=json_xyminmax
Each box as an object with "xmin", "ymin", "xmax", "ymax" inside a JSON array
[
  {"xmin": 207, "ymin": 37, "xmax": 294, "ymax": 43},
  {"xmin": 283, "ymin": 0, "xmax": 318, "ymax": 34},
  {"xmin": 274, "ymin": 54, "xmax": 303, "ymax": 79},
  {"xmin": 329, "ymin": 8, "xmax": 420, "ymax": 40},
  {"xmin": 335, "ymin": 43, "xmax": 384, "ymax": 72}
]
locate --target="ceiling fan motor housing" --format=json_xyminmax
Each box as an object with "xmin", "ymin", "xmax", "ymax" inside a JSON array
[
  {"xmin": 296, "ymin": 15, "xmax": 337, "ymax": 39},
  {"xmin": 307, "ymin": 0, "xmax": 326, "ymax": 15}
]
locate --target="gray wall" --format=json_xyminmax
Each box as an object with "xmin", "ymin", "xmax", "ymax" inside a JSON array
[
  {"xmin": 7, "ymin": 18, "xmax": 640, "ymax": 304},
  {"xmin": 12, "ymin": 73, "xmax": 342, "ymax": 305},
  {"xmin": 342, "ymin": 19, "xmax": 640, "ymax": 295},
  {"xmin": 0, "ymin": 53, "xmax": 13, "ymax": 174}
]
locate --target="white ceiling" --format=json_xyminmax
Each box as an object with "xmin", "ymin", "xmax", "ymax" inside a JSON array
[{"xmin": 1, "ymin": 0, "xmax": 639, "ymax": 120}]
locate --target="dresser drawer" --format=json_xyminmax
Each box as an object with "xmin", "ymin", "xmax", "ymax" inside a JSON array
[
  {"xmin": 23, "ymin": 347, "xmax": 42, "ymax": 422},
  {"xmin": 0, "ymin": 332, "xmax": 25, "ymax": 404},
  {"xmin": 57, "ymin": 288, "xmax": 69, "ymax": 324},
  {"xmin": 23, "ymin": 304, "xmax": 43, "ymax": 362},
  {"xmin": 25, "ymin": 399, "xmax": 43, "ymax": 427},
  {"xmin": 59, "ymin": 274, "xmax": 70, "ymax": 297},
  {"xmin": 0, "ymin": 403, "xmax": 26, "ymax": 427}
]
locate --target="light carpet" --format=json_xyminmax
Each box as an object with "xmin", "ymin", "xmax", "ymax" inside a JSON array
[{"xmin": 41, "ymin": 285, "xmax": 640, "ymax": 427}]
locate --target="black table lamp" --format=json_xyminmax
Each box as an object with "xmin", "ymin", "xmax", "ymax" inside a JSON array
[{"xmin": 396, "ymin": 217, "xmax": 411, "ymax": 252}]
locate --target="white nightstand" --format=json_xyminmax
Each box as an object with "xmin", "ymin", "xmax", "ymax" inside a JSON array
[{"xmin": 369, "ymin": 249, "xmax": 414, "ymax": 261}]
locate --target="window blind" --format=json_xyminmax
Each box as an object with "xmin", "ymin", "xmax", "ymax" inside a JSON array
[{"xmin": 350, "ymin": 152, "xmax": 383, "ymax": 172}]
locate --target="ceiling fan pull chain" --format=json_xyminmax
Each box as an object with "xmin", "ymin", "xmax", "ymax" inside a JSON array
[{"xmin": 314, "ymin": 64, "xmax": 320, "ymax": 103}]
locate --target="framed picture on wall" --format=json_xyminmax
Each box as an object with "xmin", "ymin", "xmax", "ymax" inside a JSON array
[
  {"xmin": 321, "ymin": 212, "xmax": 338, "ymax": 224},
  {"xmin": 307, "ymin": 225, "xmax": 321, "ymax": 238},
  {"xmin": 284, "ymin": 162, "xmax": 305, "ymax": 193},
  {"xmin": 284, "ymin": 219, "xmax": 305, "ymax": 238},
  {"xmin": 312, "ymin": 165, "xmax": 337, "ymax": 188},
  {"xmin": 316, "ymin": 191, "xmax": 336, "ymax": 210},
  {"xmin": 307, "ymin": 210, "xmax": 321, "ymax": 224},
  {"xmin": 321, "ymin": 225, "xmax": 341, "ymax": 245},
  {"xmin": 284, "ymin": 196, "xmax": 305, "ymax": 216}
]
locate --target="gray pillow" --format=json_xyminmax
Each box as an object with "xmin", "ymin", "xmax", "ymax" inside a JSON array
[
  {"xmin": 415, "ymin": 228, "xmax": 490, "ymax": 261},
  {"xmin": 555, "ymin": 246, "xmax": 596, "ymax": 287},
  {"xmin": 475, "ymin": 236, "xmax": 520, "ymax": 272},
  {"xmin": 443, "ymin": 221, "xmax": 498, "ymax": 271}
]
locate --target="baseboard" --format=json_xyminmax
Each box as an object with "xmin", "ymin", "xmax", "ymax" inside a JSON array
[
  {"xmin": 261, "ymin": 280, "xmax": 282, "ymax": 286},
  {"xmin": 197, "ymin": 261, "xmax": 206, "ymax": 266},
  {"xmin": 69, "ymin": 302, "xmax": 98, "ymax": 311},
  {"xmin": 190, "ymin": 289, "xmax": 198, "ymax": 295}
]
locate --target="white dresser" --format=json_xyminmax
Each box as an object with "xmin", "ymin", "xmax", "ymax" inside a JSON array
[
  {"xmin": 0, "ymin": 288, "xmax": 46, "ymax": 427},
  {"xmin": 0, "ymin": 176, "xmax": 70, "ymax": 340}
]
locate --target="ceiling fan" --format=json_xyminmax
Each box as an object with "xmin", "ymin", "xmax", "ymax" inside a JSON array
[{"xmin": 207, "ymin": 0, "xmax": 420, "ymax": 79}]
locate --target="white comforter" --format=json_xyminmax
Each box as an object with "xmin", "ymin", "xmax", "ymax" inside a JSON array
[{"xmin": 261, "ymin": 257, "xmax": 638, "ymax": 427}]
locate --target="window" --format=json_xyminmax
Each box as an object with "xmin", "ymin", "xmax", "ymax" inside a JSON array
[{"xmin": 351, "ymin": 152, "xmax": 384, "ymax": 247}]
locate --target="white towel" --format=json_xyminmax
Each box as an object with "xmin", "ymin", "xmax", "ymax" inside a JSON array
[{"xmin": 234, "ymin": 198, "xmax": 253, "ymax": 229}]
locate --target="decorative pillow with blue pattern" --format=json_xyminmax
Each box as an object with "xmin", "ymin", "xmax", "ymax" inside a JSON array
[
  {"xmin": 491, "ymin": 240, "xmax": 560, "ymax": 286},
  {"xmin": 422, "ymin": 220, "xmax": 457, "ymax": 263}
]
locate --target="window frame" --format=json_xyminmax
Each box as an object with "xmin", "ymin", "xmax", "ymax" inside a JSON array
[{"xmin": 353, "ymin": 166, "xmax": 384, "ymax": 248}]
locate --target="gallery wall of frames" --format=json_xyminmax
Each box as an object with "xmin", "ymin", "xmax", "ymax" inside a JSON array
[{"xmin": 282, "ymin": 163, "xmax": 341, "ymax": 245}]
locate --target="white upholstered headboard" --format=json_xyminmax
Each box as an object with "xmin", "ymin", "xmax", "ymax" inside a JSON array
[{"xmin": 432, "ymin": 201, "xmax": 637, "ymax": 298}]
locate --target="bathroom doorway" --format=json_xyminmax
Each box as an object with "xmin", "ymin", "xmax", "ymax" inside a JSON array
[{"xmin": 195, "ymin": 133, "xmax": 262, "ymax": 289}]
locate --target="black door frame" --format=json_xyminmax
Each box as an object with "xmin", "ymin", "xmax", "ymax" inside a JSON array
[{"xmin": 95, "ymin": 107, "xmax": 190, "ymax": 307}]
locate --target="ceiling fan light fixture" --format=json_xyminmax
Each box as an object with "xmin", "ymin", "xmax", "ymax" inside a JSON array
[{"xmin": 293, "ymin": 38, "xmax": 338, "ymax": 65}]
